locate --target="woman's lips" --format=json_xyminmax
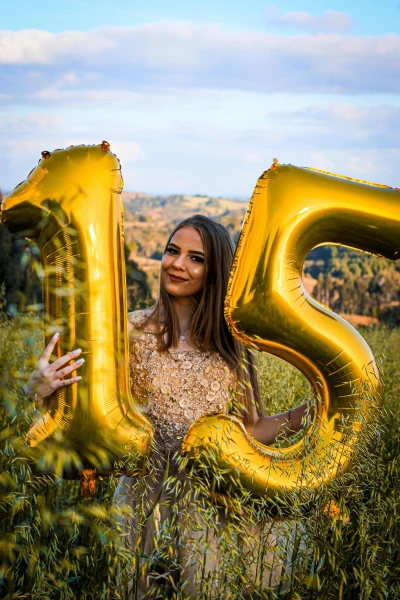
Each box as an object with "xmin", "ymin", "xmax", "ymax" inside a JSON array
[{"xmin": 168, "ymin": 273, "xmax": 187, "ymax": 282}]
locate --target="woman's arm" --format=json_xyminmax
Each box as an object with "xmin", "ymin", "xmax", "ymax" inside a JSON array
[{"xmin": 245, "ymin": 401, "xmax": 314, "ymax": 446}]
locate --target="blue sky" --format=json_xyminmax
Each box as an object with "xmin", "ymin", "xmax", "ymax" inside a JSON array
[
  {"xmin": 1, "ymin": 1, "xmax": 399, "ymax": 196},
  {"xmin": 2, "ymin": 0, "xmax": 399, "ymax": 35}
]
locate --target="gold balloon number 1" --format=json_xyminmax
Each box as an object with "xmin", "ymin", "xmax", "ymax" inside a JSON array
[
  {"xmin": 1, "ymin": 144, "xmax": 153, "ymax": 495},
  {"xmin": 183, "ymin": 163, "xmax": 400, "ymax": 499}
]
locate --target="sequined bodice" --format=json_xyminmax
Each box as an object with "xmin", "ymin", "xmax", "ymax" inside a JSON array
[{"xmin": 129, "ymin": 310, "xmax": 237, "ymax": 455}]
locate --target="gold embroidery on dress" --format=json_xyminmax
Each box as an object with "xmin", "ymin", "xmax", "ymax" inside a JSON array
[{"xmin": 128, "ymin": 310, "xmax": 236, "ymax": 455}]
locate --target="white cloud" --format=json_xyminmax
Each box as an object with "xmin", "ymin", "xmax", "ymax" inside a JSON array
[
  {"xmin": 273, "ymin": 104, "xmax": 400, "ymax": 149},
  {"xmin": 0, "ymin": 113, "xmax": 65, "ymax": 134},
  {"xmin": 1, "ymin": 125, "xmax": 398, "ymax": 197},
  {"xmin": 265, "ymin": 5, "xmax": 352, "ymax": 33},
  {"xmin": 0, "ymin": 24, "xmax": 213, "ymax": 67},
  {"xmin": 0, "ymin": 23, "xmax": 399, "ymax": 104},
  {"xmin": 33, "ymin": 88, "xmax": 139, "ymax": 104},
  {"xmin": 0, "ymin": 29, "xmax": 114, "ymax": 64},
  {"xmin": 1, "ymin": 78, "xmax": 399, "ymax": 195},
  {"xmin": 110, "ymin": 141, "xmax": 144, "ymax": 164},
  {"xmin": 243, "ymin": 152, "xmax": 264, "ymax": 164}
]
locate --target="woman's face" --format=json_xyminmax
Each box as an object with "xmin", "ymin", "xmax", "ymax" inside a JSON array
[{"xmin": 161, "ymin": 226, "xmax": 205, "ymax": 300}]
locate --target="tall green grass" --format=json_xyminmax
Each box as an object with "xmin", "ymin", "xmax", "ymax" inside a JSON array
[{"xmin": 0, "ymin": 307, "xmax": 399, "ymax": 599}]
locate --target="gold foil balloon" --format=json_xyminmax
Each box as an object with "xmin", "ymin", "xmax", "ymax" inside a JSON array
[
  {"xmin": 183, "ymin": 163, "xmax": 400, "ymax": 499},
  {"xmin": 1, "ymin": 143, "xmax": 153, "ymax": 489}
]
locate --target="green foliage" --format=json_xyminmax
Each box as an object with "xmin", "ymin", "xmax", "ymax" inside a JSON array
[
  {"xmin": 0, "ymin": 223, "xmax": 152, "ymax": 315},
  {"xmin": 1, "ymin": 301, "xmax": 399, "ymax": 598},
  {"xmin": 0, "ymin": 306, "xmax": 136, "ymax": 599},
  {"xmin": 124, "ymin": 246, "xmax": 153, "ymax": 311},
  {"xmin": 0, "ymin": 226, "xmax": 43, "ymax": 315},
  {"xmin": 306, "ymin": 246, "xmax": 400, "ymax": 324}
]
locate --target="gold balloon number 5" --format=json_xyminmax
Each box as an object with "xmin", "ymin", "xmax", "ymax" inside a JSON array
[{"xmin": 183, "ymin": 163, "xmax": 400, "ymax": 499}]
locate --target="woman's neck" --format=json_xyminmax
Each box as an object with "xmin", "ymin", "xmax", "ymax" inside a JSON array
[{"xmin": 171, "ymin": 297, "xmax": 197, "ymax": 331}]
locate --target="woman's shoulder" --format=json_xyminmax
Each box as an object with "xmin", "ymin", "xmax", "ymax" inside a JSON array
[{"xmin": 128, "ymin": 307, "xmax": 156, "ymax": 333}]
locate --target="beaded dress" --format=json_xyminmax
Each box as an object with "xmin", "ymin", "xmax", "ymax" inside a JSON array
[
  {"xmin": 128, "ymin": 310, "xmax": 237, "ymax": 456},
  {"xmin": 115, "ymin": 310, "xmax": 282, "ymax": 599}
]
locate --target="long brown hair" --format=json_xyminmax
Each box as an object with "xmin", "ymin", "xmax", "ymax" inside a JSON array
[{"xmin": 144, "ymin": 215, "xmax": 262, "ymax": 425}]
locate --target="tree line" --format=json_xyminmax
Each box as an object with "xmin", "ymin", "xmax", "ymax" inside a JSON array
[
  {"xmin": 2, "ymin": 187, "xmax": 400, "ymax": 323},
  {"xmin": 306, "ymin": 245, "xmax": 400, "ymax": 324}
]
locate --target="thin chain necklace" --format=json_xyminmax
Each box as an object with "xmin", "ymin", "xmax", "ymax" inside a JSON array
[{"xmin": 180, "ymin": 327, "xmax": 190, "ymax": 344}]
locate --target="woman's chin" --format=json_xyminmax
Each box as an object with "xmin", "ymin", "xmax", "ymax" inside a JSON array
[{"xmin": 166, "ymin": 287, "xmax": 202, "ymax": 302}]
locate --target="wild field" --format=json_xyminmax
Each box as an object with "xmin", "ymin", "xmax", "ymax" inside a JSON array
[{"xmin": 0, "ymin": 307, "xmax": 399, "ymax": 599}]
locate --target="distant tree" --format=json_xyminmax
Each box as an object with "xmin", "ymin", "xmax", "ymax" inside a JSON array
[
  {"xmin": 305, "ymin": 244, "xmax": 400, "ymax": 323},
  {"xmin": 124, "ymin": 245, "xmax": 152, "ymax": 310}
]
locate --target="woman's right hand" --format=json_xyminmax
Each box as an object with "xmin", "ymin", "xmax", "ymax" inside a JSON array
[{"xmin": 24, "ymin": 332, "xmax": 85, "ymax": 409}]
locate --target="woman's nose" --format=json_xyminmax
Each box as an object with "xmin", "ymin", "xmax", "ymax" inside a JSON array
[{"xmin": 172, "ymin": 254, "xmax": 186, "ymax": 269}]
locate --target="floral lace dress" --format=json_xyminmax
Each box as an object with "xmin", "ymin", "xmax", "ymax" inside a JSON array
[{"xmin": 114, "ymin": 310, "xmax": 283, "ymax": 599}]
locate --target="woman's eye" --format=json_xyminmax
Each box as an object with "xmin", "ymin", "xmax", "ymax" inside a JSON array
[
  {"xmin": 165, "ymin": 246, "xmax": 178, "ymax": 255},
  {"xmin": 190, "ymin": 255, "xmax": 204, "ymax": 263}
]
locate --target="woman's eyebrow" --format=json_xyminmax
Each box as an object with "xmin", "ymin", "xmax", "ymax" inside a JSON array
[{"xmin": 168, "ymin": 242, "xmax": 204, "ymax": 256}]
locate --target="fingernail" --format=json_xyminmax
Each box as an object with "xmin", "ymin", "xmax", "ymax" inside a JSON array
[
  {"xmin": 72, "ymin": 348, "xmax": 81, "ymax": 356},
  {"xmin": 75, "ymin": 376, "xmax": 82, "ymax": 381},
  {"xmin": 53, "ymin": 332, "xmax": 59, "ymax": 339},
  {"xmin": 76, "ymin": 358, "xmax": 85, "ymax": 365}
]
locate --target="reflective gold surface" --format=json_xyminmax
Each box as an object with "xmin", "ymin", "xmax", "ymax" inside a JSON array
[
  {"xmin": 1, "ymin": 144, "xmax": 153, "ymax": 475},
  {"xmin": 183, "ymin": 164, "xmax": 400, "ymax": 498}
]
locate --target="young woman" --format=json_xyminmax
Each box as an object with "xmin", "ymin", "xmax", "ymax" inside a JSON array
[{"xmin": 26, "ymin": 215, "xmax": 312, "ymax": 597}]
